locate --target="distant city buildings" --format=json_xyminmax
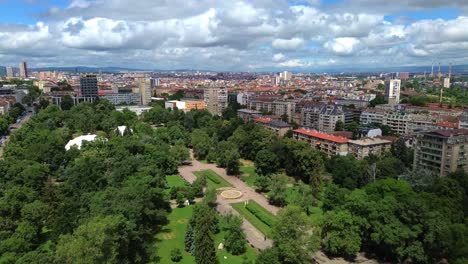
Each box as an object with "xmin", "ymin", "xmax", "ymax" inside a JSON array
[
  {"xmin": 19, "ymin": 62, "xmax": 28, "ymax": 78},
  {"xmin": 204, "ymin": 87, "xmax": 228, "ymax": 116},
  {"xmin": 413, "ymin": 129, "xmax": 468, "ymax": 176},
  {"xmin": 80, "ymin": 74, "xmax": 99, "ymax": 98},
  {"xmin": 6, "ymin": 66, "xmax": 13, "ymax": 78}
]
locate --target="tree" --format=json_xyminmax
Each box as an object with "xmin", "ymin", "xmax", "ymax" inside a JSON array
[
  {"xmin": 401, "ymin": 169, "xmax": 436, "ymax": 192},
  {"xmin": 55, "ymin": 215, "xmax": 133, "ymax": 264},
  {"xmin": 170, "ymin": 248, "xmax": 183, "ymax": 262},
  {"xmin": 268, "ymin": 174, "xmax": 288, "ymax": 206},
  {"xmin": 256, "ymin": 248, "xmax": 281, "ymax": 264},
  {"xmin": 191, "ymin": 129, "xmax": 212, "ymax": 160},
  {"xmin": 60, "ymin": 95, "xmax": 74, "ymax": 110},
  {"xmin": 0, "ymin": 117, "xmax": 9, "ymax": 134},
  {"xmin": 328, "ymin": 155, "xmax": 368, "ymax": 189},
  {"xmin": 321, "ymin": 210, "xmax": 362, "ymax": 258},
  {"xmin": 334, "ymin": 120, "xmax": 345, "ymax": 131},
  {"xmin": 254, "ymin": 174, "xmax": 271, "ymax": 192},
  {"xmin": 391, "ymin": 138, "xmax": 413, "ymax": 167},
  {"xmin": 171, "ymin": 142, "xmax": 190, "ymax": 165},
  {"xmin": 225, "ymin": 149, "xmax": 241, "ymax": 175},
  {"xmin": 222, "ymin": 213, "xmax": 246, "ymax": 255},
  {"xmin": 369, "ymin": 94, "xmax": 386, "ymax": 107},
  {"xmin": 192, "ymin": 204, "xmax": 219, "ymax": 264},
  {"xmin": 272, "ymin": 206, "xmax": 320, "ymax": 264},
  {"xmin": 254, "ymin": 149, "xmax": 279, "ymax": 176},
  {"xmin": 203, "ymin": 188, "xmax": 217, "ymax": 208},
  {"xmin": 289, "ymin": 183, "xmax": 314, "ymax": 215}
]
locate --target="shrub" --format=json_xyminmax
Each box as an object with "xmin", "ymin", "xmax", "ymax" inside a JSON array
[
  {"xmin": 245, "ymin": 203, "xmax": 273, "ymax": 227},
  {"xmin": 170, "ymin": 248, "xmax": 182, "ymax": 262}
]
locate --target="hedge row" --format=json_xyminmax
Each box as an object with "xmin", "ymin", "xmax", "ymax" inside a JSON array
[{"xmin": 245, "ymin": 203, "xmax": 273, "ymax": 227}]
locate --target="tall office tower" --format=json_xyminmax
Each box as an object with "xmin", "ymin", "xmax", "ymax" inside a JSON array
[
  {"xmin": 80, "ymin": 74, "xmax": 99, "ymax": 98},
  {"xmin": 204, "ymin": 87, "xmax": 228, "ymax": 116},
  {"xmin": 19, "ymin": 62, "xmax": 28, "ymax": 78},
  {"xmin": 385, "ymin": 79, "xmax": 401, "ymax": 105},
  {"xmin": 6, "ymin": 66, "xmax": 13, "ymax": 78},
  {"xmin": 280, "ymin": 71, "xmax": 292, "ymax": 81},
  {"xmin": 136, "ymin": 78, "xmax": 152, "ymax": 105},
  {"xmin": 413, "ymin": 129, "xmax": 468, "ymax": 177}
]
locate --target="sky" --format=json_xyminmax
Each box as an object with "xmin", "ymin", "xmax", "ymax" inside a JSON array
[{"xmin": 0, "ymin": 0, "xmax": 468, "ymax": 71}]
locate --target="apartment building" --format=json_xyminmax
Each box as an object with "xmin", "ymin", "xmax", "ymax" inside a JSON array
[
  {"xmin": 348, "ymin": 137, "xmax": 392, "ymax": 160},
  {"xmin": 293, "ymin": 128, "xmax": 349, "ymax": 156},
  {"xmin": 385, "ymin": 79, "xmax": 401, "ymax": 105},
  {"xmin": 460, "ymin": 109, "xmax": 468, "ymax": 129},
  {"xmin": 360, "ymin": 108, "xmax": 385, "ymax": 125},
  {"xmin": 301, "ymin": 104, "xmax": 323, "ymax": 128},
  {"xmin": 407, "ymin": 113, "xmax": 438, "ymax": 134},
  {"xmin": 237, "ymin": 109, "xmax": 261, "ymax": 122},
  {"xmin": 101, "ymin": 93, "xmax": 141, "ymax": 105},
  {"xmin": 413, "ymin": 129, "xmax": 468, "ymax": 176},
  {"xmin": 254, "ymin": 117, "xmax": 292, "ymax": 137},
  {"xmin": 204, "ymin": 87, "xmax": 228, "ymax": 116},
  {"xmin": 249, "ymin": 100, "xmax": 295, "ymax": 122},
  {"xmin": 318, "ymin": 105, "xmax": 345, "ymax": 133},
  {"xmin": 165, "ymin": 99, "xmax": 205, "ymax": 112},
  {"xmin": 383, "ymin": 111, "xmax": 410, "ymax": 135}
]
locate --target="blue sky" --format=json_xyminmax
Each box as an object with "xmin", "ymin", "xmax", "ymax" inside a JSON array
[{"xmin": 0, "ymin": 0, "xmax": 467, "ymax": 70}]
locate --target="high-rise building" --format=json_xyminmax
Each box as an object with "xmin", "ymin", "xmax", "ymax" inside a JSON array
[
  {"xmin": 80, "ymin": 74, "xmax": 98, "ymax": 98},
  {"xmin": 385, "ymin": 79, "xmax": 401, "ymax": 105},
  {"xmin": 413, "ymin": 129, "xmax": 468, "ymax": 176},
  {"xmin": 19, "ymin": 62, "xmax": 28, "ymax": 78},
  {"xmin": 136, "ymin": 78, "xmax": 152, "ymax": 105},
  {"xmin": 204, "ymin": 87, "xmax": 228, "ymax": 116},
  {"xmin": 443, "ymin": 77, "xmax": 451, "ymax": 88},
  {"xmin": 6, "ymin": 66, "xmax": 13, "ymax": 78},
  {"xmin": 279, "ymin": 71, "xmax": 292, "ymax": 81},
  {"xmin": 398, "ymin": 72, "xmax": 410, "ymax": 80}
]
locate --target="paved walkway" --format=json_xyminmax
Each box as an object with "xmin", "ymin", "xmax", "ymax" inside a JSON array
[{"xmin": 178, "ymin": 152, "xmax": 279, "ymax": 250}]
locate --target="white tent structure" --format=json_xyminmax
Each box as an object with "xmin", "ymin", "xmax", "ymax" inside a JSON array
[{"xmin": 65, "ymin": 135, "xmax": 98, "ymax": 150}]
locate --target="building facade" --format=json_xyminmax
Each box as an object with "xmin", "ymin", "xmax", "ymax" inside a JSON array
[
  {"xmin": 80, "ymin": 74, "xmax": 99, "ymax": 98},
  {"xmin": 293, "ymin": 128, "xmax": 349, "ymax": 156},
  {"xmin": 348, "ymin": 138, "xmax": 392, "ymax": 160},
  {"xmin": 318, "ymin": 105, "xmax": 345, "ymax": 133},
  {"xmin": 254, "ymin": 117, "xmax": 292, "ymax": 137},
  {"xmin": 204, "ymin": 87, "xmax": 228, "ymax": 116},
  {"xmin": 19, "ymin": 62, "xmax": 28, "ymax": 78},
  {"xmin": 383, "ymin": 111, "xmax": 410, "ymax": 135},
  {"xmin": 136, "ymin": 78, "xmax": 152, "ymax": 105},
  {"xmin": 249, "ymin": 100, "xmax": 295, "ymax": 122},
  {"xmin": 413, "ymin": 129, "xmax": 468, "ymax": 176},
  {"xmin": 385, "ymin": 79, "xmax": 401, "ymax": 105},
  {"xmin": 6, "ymin": 66, "xmax": 13, "ymax": 78}
]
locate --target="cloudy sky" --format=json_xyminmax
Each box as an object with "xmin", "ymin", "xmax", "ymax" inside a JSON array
[{"xmin": 1, "ymin": 0, "xmax": 468, "ymax": 71}]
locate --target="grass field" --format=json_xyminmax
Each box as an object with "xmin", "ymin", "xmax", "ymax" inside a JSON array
[
  {"xmin": 154, "ymin": 206, "xmax": 257, "ymax": 264},
  {"xmin": 231, "ymin": 201, "xmax": 275, "ymax": 238},
  {"xmin": 166, "ymin": 175, "xmax": 189, "ymax": 188},
  {"xmin": 240, "ymin": 166, "xmax": 258, "ymax": 189},
  {"xmin": 193, "ymin": 170, "xmax": 232, "ymax": 189}
]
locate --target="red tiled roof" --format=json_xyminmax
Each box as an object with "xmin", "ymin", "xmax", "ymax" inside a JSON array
[
  {"xmin": 254, "ymin": 117, "xmax": 272, "ymax": 124},
  {"xmin": 293, "ymin": 129, "xmax": 349, "ymax": 143},
  {"xmin": 437, "ymin": 121, "xmax": 459, "ymax": 129}
]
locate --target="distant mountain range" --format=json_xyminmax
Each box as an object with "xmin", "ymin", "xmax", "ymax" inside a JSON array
[{"xmin": 1, "ymin": 64, "xmax": 468, "ymax": 74}]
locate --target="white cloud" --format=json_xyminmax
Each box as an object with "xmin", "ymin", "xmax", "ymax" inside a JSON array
[
  {"xmin": 0, "ymin": 0, "xmax": 467, "ymax": 70},
  {"xmin": 273, "ymin": 53, "xmax": 285, "ymax": 61},
  {"xmin": 324, "ymin": 37, "xmax": 361, "ymax": 55},
  {"xmin": 272, "ymin": 37, "xmax": 305, "ymax": 50}
]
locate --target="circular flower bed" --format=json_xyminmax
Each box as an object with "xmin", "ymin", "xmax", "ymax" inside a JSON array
[{"xmin": 220, "ymin": 189, "xmax": 243, "ymax": 199}]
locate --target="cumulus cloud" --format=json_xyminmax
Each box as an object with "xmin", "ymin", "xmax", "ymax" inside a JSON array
[
  {"xmin": 272, "ymin": 38, "xmax": 305, "ymax": 50},
  {"xmin": 324, "ymin": 37, "xmax": 361, "ymax": 55},
  {"xmin": 0, "ymin": 0, "xmax": 467, "ymax": 70}
]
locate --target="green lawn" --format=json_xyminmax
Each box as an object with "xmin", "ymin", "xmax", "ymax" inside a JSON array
[
  {"xmin": 193, "ymin": 170, "xmax": 232, "ymax": 189},
  {"xmin": 154, "ymin": 206, "xmax": 257, "ymax": 264},
  {"xmin": 231, "ymin": 201, "xmax": 275, "ymax": 238},
  {"xmin": 240, "ymin": 166, "xmax": 258, "ymax": 189},
  {"xmin": 167, "ymin": 175, "xmax": 189, "ymax": 188}
]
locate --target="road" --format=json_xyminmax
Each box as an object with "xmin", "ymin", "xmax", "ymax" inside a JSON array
[{"xmin": 179, "ymin": 152, "xmax": 280, "ymax": 250}]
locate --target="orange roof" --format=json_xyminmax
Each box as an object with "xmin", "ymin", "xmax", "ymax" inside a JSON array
[
  {"xmin": 293, "ymin": 129, "xmax": 349, "ymax": 144},
  {"xmin": 254, "ymin": 117, "xmax": 272, "ymax": 124},
  {"xmin": 437, "ymin": 121, "xmax": 459, "ymax": 129}
]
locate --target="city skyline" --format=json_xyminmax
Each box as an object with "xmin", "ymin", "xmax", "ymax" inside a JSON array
[{"xmin": 1, "ymin": 0, "xmax": 468, "ymax": 71}]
